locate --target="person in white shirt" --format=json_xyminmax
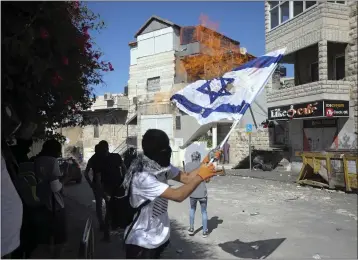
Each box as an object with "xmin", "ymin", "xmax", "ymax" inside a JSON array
[{"xmin": 122, "ymin": 129, "xmax": 221, "ymax": 259}]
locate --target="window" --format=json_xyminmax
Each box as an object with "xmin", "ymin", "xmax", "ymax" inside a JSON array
[
  {"xmin": 310, "ymin": 62, "xmax": 319, "ymax": 82},
  {"xmin": 269, "ymin": 1, "xmax": 317, "ymax": 29},
  {"xmin": 147, "ymin": 77, "xmax": 160, "ymax": 92},
  {"xmin": 294, "ymin": 1, "xmax": 304, "ymax": 17},
  {"xmin": 280, "ymin": 1, "xmax": 290, "ymax": 23},
  {"xmin": 175, "ymin": 116, "xmax": 181, "ymax": 130},
  {"xmin": 335, "ymin": 55, "xmax": 345, "ymax": 80},
  {"xmin": 328, "ymin": 1, "xmax": 345, "ymax": 4},
  {"xmin": 110, "ymin": 117, "xmax": 117, "ymax": 137},
  {"xmin": 93, "ymin": 118, "xmax": 99, "ymax": 138},
  {"xmin": 269, "ymin": 1, "xmax": 279, "ymax": 29},
  {"xmin": 306, "ymin": 1, "xmax": 317, "ymax": 8}
]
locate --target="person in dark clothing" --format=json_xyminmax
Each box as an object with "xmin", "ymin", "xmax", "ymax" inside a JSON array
[
  {"xmin": 10, "ymin": 138, "xmax": 33, "ymax": 164},
  {"xmin": 84, "ymin": 144, "xmax": 106, "ymax": 231},
  {"xmin": 85, "ymin": 140, "xmax": 126, "ymax": 242}
]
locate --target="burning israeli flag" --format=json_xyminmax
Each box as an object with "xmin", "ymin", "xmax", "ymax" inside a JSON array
[{"xmin": 170, "ymin": 48, "xmax": 286, "ymax": 125}]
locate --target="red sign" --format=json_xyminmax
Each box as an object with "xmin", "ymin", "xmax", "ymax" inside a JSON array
[{"xmin": 326, "ymin": 108, "xmax": 334, "ymax": 117}]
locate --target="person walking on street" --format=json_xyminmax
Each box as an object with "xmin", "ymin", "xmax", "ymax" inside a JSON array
[
  {"xmin": 122, "ymin": 129, "xmax": 221, "ymax": 259},
  {"xmin": 84, "ymin": 144, "xmax": 106, "ymax": 231},
  {"xmin": 93, "ymin": 140, "xmax": 126, "ymax": 242},
  {"xmin": 34, "ymin": 139, "xmax": 70, "ymax": 258},
  {"xmin": 186, "ymin": 151, "xmax": 210, "ymax": 238}
]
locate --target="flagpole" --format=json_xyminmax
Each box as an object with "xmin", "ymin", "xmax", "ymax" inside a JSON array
[{"xmin": 209, "ymin": 119, "xmax": 239, "ymax": 163}]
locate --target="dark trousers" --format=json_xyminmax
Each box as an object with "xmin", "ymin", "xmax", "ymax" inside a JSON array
[
  {"xmin": 125, "ymin": 240, "xmax": 169, "ymax": 259},
  {"xmin": 94, "ymin": 190, "xmax": 110, "ymax": 239}
]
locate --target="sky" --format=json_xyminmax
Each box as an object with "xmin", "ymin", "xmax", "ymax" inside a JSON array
[{"xmin": 87, "ymin": 1, "xmax": 292, "ymax": 96}]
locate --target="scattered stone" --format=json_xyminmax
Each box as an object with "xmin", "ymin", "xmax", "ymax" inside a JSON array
[
  {"xmin": 250, "ymin": 212, "xmax": 260, "ymax": 216},
  {"xmin": 234, "ymin": 249, "xmax": 239, "ymax": 253},
  {"xmin": 176, "ymin": 249, "xmax": 183, "ymax": 254},
  {"xmin": 251, "ymin": 245, "xmax": 259, "ymax": 250},
  {"xmin": 336, "ymin": 227, "xmax": 342, "ymax": 231},
  {"xmin": 285, "ymin": 196, "xmax": 299, "ymax": 201},
  {"xmin": 312, "ymin": 253, "xmax": 321, "ymax": 259}
]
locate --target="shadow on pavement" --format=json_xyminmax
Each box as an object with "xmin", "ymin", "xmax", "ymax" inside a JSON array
[
  {"xmin": 218, "ymin": 238, "xmax": 286, "ymax": 259},
  {"xmin": 162, "ymin": 219, "xmax": 216, "ymax": 259},
  {"xmin": 193, "ymin": 216, "xmax": 224, "ymax": 235}
]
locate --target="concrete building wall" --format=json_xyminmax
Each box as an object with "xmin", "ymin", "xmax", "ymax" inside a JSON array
[
  {"xmin": 265, "ymin": 2, "xmax": 350, "ymax": 54},
  {"xmin": 128, "ymin": 50, "xmax": 176, "ymax": 102},
  {"xmin": 341, "ymin": 1, "xmax": 358, "ymax": 148}
]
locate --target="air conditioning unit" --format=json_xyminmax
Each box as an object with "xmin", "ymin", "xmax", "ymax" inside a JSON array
[{"xmin": 104, "ymin": 93, "xmax": 112, "ymax": 100}]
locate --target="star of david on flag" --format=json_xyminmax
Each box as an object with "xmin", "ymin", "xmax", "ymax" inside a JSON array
[
  {"xmin": 196, "ymin": 77, "xmax": 235, "ymax": 104},
  {"xmin": 170, "ymin": 48, "xmax": 286, "ymax": 125}
]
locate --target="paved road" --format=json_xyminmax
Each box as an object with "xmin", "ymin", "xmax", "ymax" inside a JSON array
[{"xmin": 64, "ymin": 175, "xmax": 358, "ymax": 259}]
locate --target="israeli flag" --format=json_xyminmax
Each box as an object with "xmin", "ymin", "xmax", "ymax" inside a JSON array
[{"xmin": 170, "ymin": 48, "xmax": 286, "ymax": 125}]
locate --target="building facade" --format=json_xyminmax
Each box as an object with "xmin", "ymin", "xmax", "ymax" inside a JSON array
[
  {"xmin": 126, "ymin": 16, "xmax": 270, "ymax": 166},
  {"xmin": 80, "ymin": 93, "xmax": 134, "ymax": 162},
  {"xmin": 265, "ymin": 1, "xmax": 357, "ymax": 170}
]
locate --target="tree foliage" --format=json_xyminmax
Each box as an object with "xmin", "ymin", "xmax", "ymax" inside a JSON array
[{"xmin": 2, "ymin": 1, "xmax": 113, "ymax": 140}]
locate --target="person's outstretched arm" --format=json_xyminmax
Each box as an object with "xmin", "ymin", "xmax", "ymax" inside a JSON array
[
  {"xmin": 172, "ymin": 150, "xmax": 223, "ymax": 184},
  {"xmin": 160, "ymin": 163, "xmax": 215, "ymax": 202}
]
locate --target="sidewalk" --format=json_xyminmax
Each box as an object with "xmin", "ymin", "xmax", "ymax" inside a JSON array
[{"xmin": 31, "ymin": 196, "xmax": 125, "ymax": 259}]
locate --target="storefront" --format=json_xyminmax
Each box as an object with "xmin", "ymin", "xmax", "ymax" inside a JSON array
[{"xmin": 268, "ymin": 100, "xmax": 350, "ymax": 152}]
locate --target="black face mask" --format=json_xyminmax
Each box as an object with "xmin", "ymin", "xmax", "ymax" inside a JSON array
[{"xmin": 146, "ymin": 146, "xmax": 172, "ymax": 167}]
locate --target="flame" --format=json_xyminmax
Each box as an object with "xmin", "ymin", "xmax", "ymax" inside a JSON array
[{"xmin": 178, "ymin": 14, "xmax": 255, "ymax": 81}]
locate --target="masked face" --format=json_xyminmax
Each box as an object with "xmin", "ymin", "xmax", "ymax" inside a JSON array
[{"xmin": 145, "ymin": 146, "xmax": 172, "ymax": 167}]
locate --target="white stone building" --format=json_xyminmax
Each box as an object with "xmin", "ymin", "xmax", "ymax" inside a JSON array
[
  {"xmin": 126, "ymin": 16, "xmax": 270, "ymax": 167},
  {"xmin": 81, "ymin": 93, "xmax": 135, "ymax": 162},
  {"xmin": 265, "ymin": 1, "xmax": 357, "ymax": 170}
]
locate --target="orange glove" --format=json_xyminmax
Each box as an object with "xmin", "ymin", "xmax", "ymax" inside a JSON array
[{"xmin": 197, "ymin": 163, "xmax": 216, "ymax": 180}]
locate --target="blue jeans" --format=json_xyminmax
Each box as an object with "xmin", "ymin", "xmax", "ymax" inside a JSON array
[{"xmin": 189, "ymin": 197, "xmax": 208, "ymax": 232}]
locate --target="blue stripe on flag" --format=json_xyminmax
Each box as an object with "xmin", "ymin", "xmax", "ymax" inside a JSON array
[
  {"xmin": 170, "ymin": 94, "xmax": 250, "ymax": 119},
  {"xmin": 233, "ymin": 54, "xmax": 283, "ymax": 71}
]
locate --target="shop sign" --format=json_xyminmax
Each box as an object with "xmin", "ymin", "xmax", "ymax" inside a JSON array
[
  {"xmin": 324, "ymin": 100, "xmax": 349, "ymax": 117},
  {"xmin": 268, "ymin": 100, "xmax": 350, "ymax": 120},
  {"xmin": 268, "ymin": 101, "xmax": 323, "ymax": 120}
]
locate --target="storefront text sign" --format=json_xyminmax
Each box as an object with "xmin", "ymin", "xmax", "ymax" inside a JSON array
[{"xmin": 268, "ymin": 100, "xmax": 349, "ymax": 120}]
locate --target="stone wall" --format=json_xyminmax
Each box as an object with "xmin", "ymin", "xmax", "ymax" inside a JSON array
[
  {"xmin": 346, "ymin": 1, "xmax": 358, "ymax": 135},
  {"xmin": 82, "ymin": 110, "xmax": 135, "ymax": 162},
  {"xmin": 227, "ymin": 128, "xmax": 270, "ymax": 164},
  {"xmin": 265, "ymin": 2, "xmax": 350, "ymax": 54}
]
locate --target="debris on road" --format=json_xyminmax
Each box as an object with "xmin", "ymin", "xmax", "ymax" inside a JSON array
[
  {"xmin": 312, "ymin": 253, "xmax": 321, "ymax": 259},
  {"xmin": 250, "ymin": 212, "xmax": 260, "ymax": 216}
]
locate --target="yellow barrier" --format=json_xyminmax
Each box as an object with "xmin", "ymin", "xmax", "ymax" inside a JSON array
[{"xmin": 295, "ymin": 151, "xmax": 357, "ymax": 192}]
